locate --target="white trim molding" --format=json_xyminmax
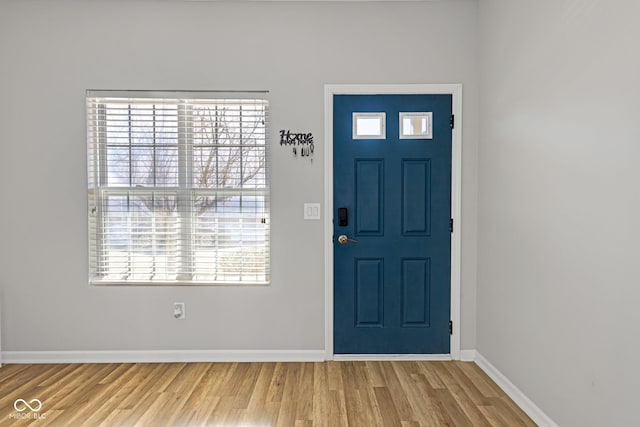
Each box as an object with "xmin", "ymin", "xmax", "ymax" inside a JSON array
[
  {"xmin": 1, "ymin": 350, "xmax": 326, "ymax": 364},
  {"xmin": 474, "ymin": 352, "xmax": 559, "ymax": 427},
  {"xmin": 333, "ymin": 354, "xmax": 451, "ymax": 361},
  {"xmin": 324, "ymin": 84, "xmax": 463, "ymax": 360},
  {"xmin": 459, "ymin": 349, "xmax": 477, "ymax": 362}
]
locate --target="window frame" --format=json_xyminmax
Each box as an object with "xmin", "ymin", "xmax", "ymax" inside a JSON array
[
  {"xmin": 87, "ymin": 91, "xmax": 270, "ymax": 286},
  {"xmin": 352, "ymin": 112, "xmax": 387, "ymax": 140}
]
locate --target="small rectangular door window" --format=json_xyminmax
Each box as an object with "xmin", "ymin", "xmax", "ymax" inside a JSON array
[
  {"xmin": 353, "ymin": 113, "xmax": 386, "ymax": 140},
  {"xmin": 400, "ymin": 112, "xmax": 433, "ymax": 139}
]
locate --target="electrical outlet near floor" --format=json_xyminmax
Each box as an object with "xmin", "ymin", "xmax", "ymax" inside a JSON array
[{"xmin": 173, "ymin": 302, "xmax": 186, "ymax": 319}]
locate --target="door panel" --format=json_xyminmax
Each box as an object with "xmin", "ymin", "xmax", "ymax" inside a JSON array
[
  {"xmin": 355, "ymin": 160, "xmax": 384, "ymax": 235},
  {"xmin": 402, "ymin": 159, "xmax": 431, "ymax": 235},
  {"xmin": 334, "ymin": 94, "xmax": 452, "ymax": 354},
  {"xmin": 401, "ymin": 258, "xmax": 431, "ymax": 327},
  {"xmin": 355, "ymin": 258, "xmax": 384, "ymax": 327}
]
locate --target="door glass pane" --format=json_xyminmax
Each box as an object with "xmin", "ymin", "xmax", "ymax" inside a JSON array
[
  {"xmin": 353, "ymin": 113, "xmax": 386, "ymax": 139},
  {"xmin": 399, "ymin": 112, "xmax": 433, "ymax": 139}
]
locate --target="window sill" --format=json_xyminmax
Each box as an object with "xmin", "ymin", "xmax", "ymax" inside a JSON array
[{"xmin": 90, "ymin": 280, "xmax": 270, "ymax": 287}]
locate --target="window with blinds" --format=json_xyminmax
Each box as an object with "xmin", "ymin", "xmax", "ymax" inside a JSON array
[{"xmin": 87, "ymin": 91, "xmax": 270, "ymax": 285}]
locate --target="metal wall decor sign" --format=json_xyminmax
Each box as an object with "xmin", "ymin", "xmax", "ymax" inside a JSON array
[{"xmin": 280, "ymin": 130, "xmax": 314, "ymax": 161}]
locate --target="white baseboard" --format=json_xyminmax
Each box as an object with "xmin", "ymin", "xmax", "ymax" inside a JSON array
[
  {"xmin": 1, "ymin": 349, "xmax": 326, "ymax": 364},
  {"xmin": 474, "ymin": 351, "xmax": 558, "ymax": 427},
  {"xmin": 459, "ymin": 349, "xmax": 476, "ymax": 361},
  {"xmin": 332, "ymin": 354, "xmax": 451, "ymax": 361}
]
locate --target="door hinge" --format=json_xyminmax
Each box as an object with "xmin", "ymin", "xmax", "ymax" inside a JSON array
[
  {"xmin": 449, "ymin": 320, "xmax": 453, "ymax": 335},
  {"xmin": 450, "ymin": 114, "xmax": 455, "ymax": 130},
  {"xmin": 449, "ymin": 218, "xmax": 454, "ymax": 233}
]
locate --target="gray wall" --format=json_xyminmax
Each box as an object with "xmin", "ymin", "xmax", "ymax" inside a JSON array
[
  {"xmin": 0, "ymin": 1, "xmax": 479, "ymax": 352},
  {"xmin": 477, "ymin": 0, "xmax": 640, "ymax": 425}
]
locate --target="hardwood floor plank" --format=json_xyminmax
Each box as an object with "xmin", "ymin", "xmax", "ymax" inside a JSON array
[
  {"xmin": 458, "ymin": 362, "xmax": 507, "ymax": 396},
  {"xmin": 434, "ymin": 364, "xmax": 493, "ymax": 427},
  {"xmin": 356, "ymin": 387, "xmax": 384, "ymax": 427},
  {"xmin": 34, "ymin": 409, "xmax": 65, "ymax": 427},
  {"xmin": 433, "ymin": 361, "xmax": 490, "ymax": 406},
  {"xmin": 381, "ymin": 362, "xmax": 418, "ymax": 422},
  {"xmin": 97, "ymin": 363, "xmax": 135, "ymax": 385},
  {"xmin": 392, "ymin": 363, "xmax": 451, "ymax": 427},
  {"xmin": 312, "ymin": 362, "xmax": 330, "ymax": 427},
  {"xmin": 37, "ymin": 364, "xmax": 78, "ymax": 388},
  {"xmin": 0, "ymin": 364, "xmax": 30, "ymax": 382},
  {"xmin": 295, "ymin": 362, "xmax": 314, "ymax": 423},
  {"xmin": 373, "ymin": 386, "xmax": 403, "ymax": 427},
  {"xmin": 327, "ymin": 389, "xmax": 349, "ymax": 427},
  {"xmin": 96, "ymin": 408, "xmax": 131, "ymax": 427},
  {"xmin": 247, "ymin": 362, "xmax": 276, "ymax": 410},
  {"xmin": 117, "ymin": 389, "xmax": 166, "ymax": 426},
  {"xmin": 177, "ymin": 363, "xmax": 217, "ymax": 410},
  {"xmin": 327, "ymin": 361, "xmax": 344, "ymax": 391},
  {"xmin": 417, "ymin": 361, "xmax": 447, "ymax": 390},
  {"xmin": 413, "ymin": 373, "xmax": 459, "ymax": 426},
  {"xmin": 204, "ymin": 395, "xmax": 235, "ymax": 425},
  {"xmin": 114, "ymin": 363, "xmax": 172, "ymax": 410},
  {"xmin": 0, "ymin": 360, "xmax": 535, "ymax": 426},
  {"xmin": 266, "ymin": 362, "xmax": 288, "ymax": 403},
  {"xmin": 72, "ymin": 365, "xmax": 141, "ymax": 424},
  {"xmin": 164, "ymin": 362, "xmax": 210, "ymax": 396},
  {"xmin": 0, "ymin": 364, "xmax": 60, "ymax": 408},
  {"xmin": 231, "ymin": 362, "xmax": 262, "ymax": 410},
  {"xmin": 342, "ymin": 362, "xmax": 363, "ymax": 426},
  {"xmin": 487, "ymin": 396, "xmax": 537, "ymax": 427},
  {"xmin": 356, "ymin": 365, "xmax": 385, "ymax": 427},
  {"xmin": 435, "ymin": 388, "xmax": 475, "ymax": 427},
  {"xmin": 133, "ymin": 391, "xmax": 181, "ymax": 426},
  {"xmin": 180, "ymin": 396, "xmax": 222, "ymax": 426},
  {"xmin": 478, "ymin": 403, "xmax": 514, "ymax": 427},
  {"xmin": 276, "ymin": 362, "xmax": 300, "ymax": 426},
  {"xmin": 189, "ymin": 362, "xmax": 235, "ymax": 405},
  {"xmin": 450, "ymin": 362, "xmax": 501, "ymax": 398},
  {"xmin": 223, "ymin": 407, "xmax": 245, "ymax": 426},
  {"xmin": 365, "ymin": 360, "xmax": 387, "ymax": 388},
  {"xmin": 153, "ymin": 363, "xmax": 188, "ymax": 393},
  {"xmin": 46, "ymin": 364, "xmax": 114, "ymax": 407}
]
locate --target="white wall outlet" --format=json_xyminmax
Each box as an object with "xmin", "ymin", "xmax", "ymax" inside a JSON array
[
  {"xmin": 304, "ymin": 203, "xmax": 321, "ymax": 220},
  {"xmin": 173, "ymin": 302, "xmax": 186, "ymax": 319}
]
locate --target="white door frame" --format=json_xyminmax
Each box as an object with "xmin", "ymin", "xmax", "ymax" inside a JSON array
[{"xmin": 324, "ymin": 84, "xmax": 463, "ymax": 360}]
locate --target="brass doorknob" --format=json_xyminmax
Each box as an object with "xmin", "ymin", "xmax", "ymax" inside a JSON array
[{"xmin": 337, "ymin": 235, "xmax": 358, "ymax": 244}]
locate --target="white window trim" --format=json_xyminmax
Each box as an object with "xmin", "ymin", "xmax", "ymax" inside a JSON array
[
  {"xmin": 87, "ymin": 90, "xmax": 270, "ymax": 286},
  {"xmin": 399, "ymin": 112, "xmax": 433, "ymax": 139},
  {"xmin": 352, "ymin": 112, "xmax": 387, "ymax": 140}
]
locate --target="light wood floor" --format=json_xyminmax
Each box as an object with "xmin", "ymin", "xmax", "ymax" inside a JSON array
[{"xmin": 0, "ymin": 361, "xmax": 535, "ymax": 426}]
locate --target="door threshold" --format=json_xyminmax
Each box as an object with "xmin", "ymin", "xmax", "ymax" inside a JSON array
[{"xmin": 332, "ymin": 354, "xmax": 451, "ymax": 361}]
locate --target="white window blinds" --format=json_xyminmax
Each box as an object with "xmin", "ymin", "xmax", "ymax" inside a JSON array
[{"xmin": 87, "ymin": 91, "xmax": 270, "ymax": 285}]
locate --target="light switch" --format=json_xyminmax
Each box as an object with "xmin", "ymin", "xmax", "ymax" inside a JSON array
[{"xmin": 304, "ymin": 203, "xmax": 321, "ymax": 220}]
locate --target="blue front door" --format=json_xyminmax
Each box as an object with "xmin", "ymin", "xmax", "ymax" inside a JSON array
[{"xmin": 334, "ymin": 94, "xmax": 452, "ymax": 354}]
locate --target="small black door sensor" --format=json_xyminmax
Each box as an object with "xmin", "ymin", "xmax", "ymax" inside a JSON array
[{"xmin": 338, "ymin": 208, "xmax": 348, "ymax": 226}]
